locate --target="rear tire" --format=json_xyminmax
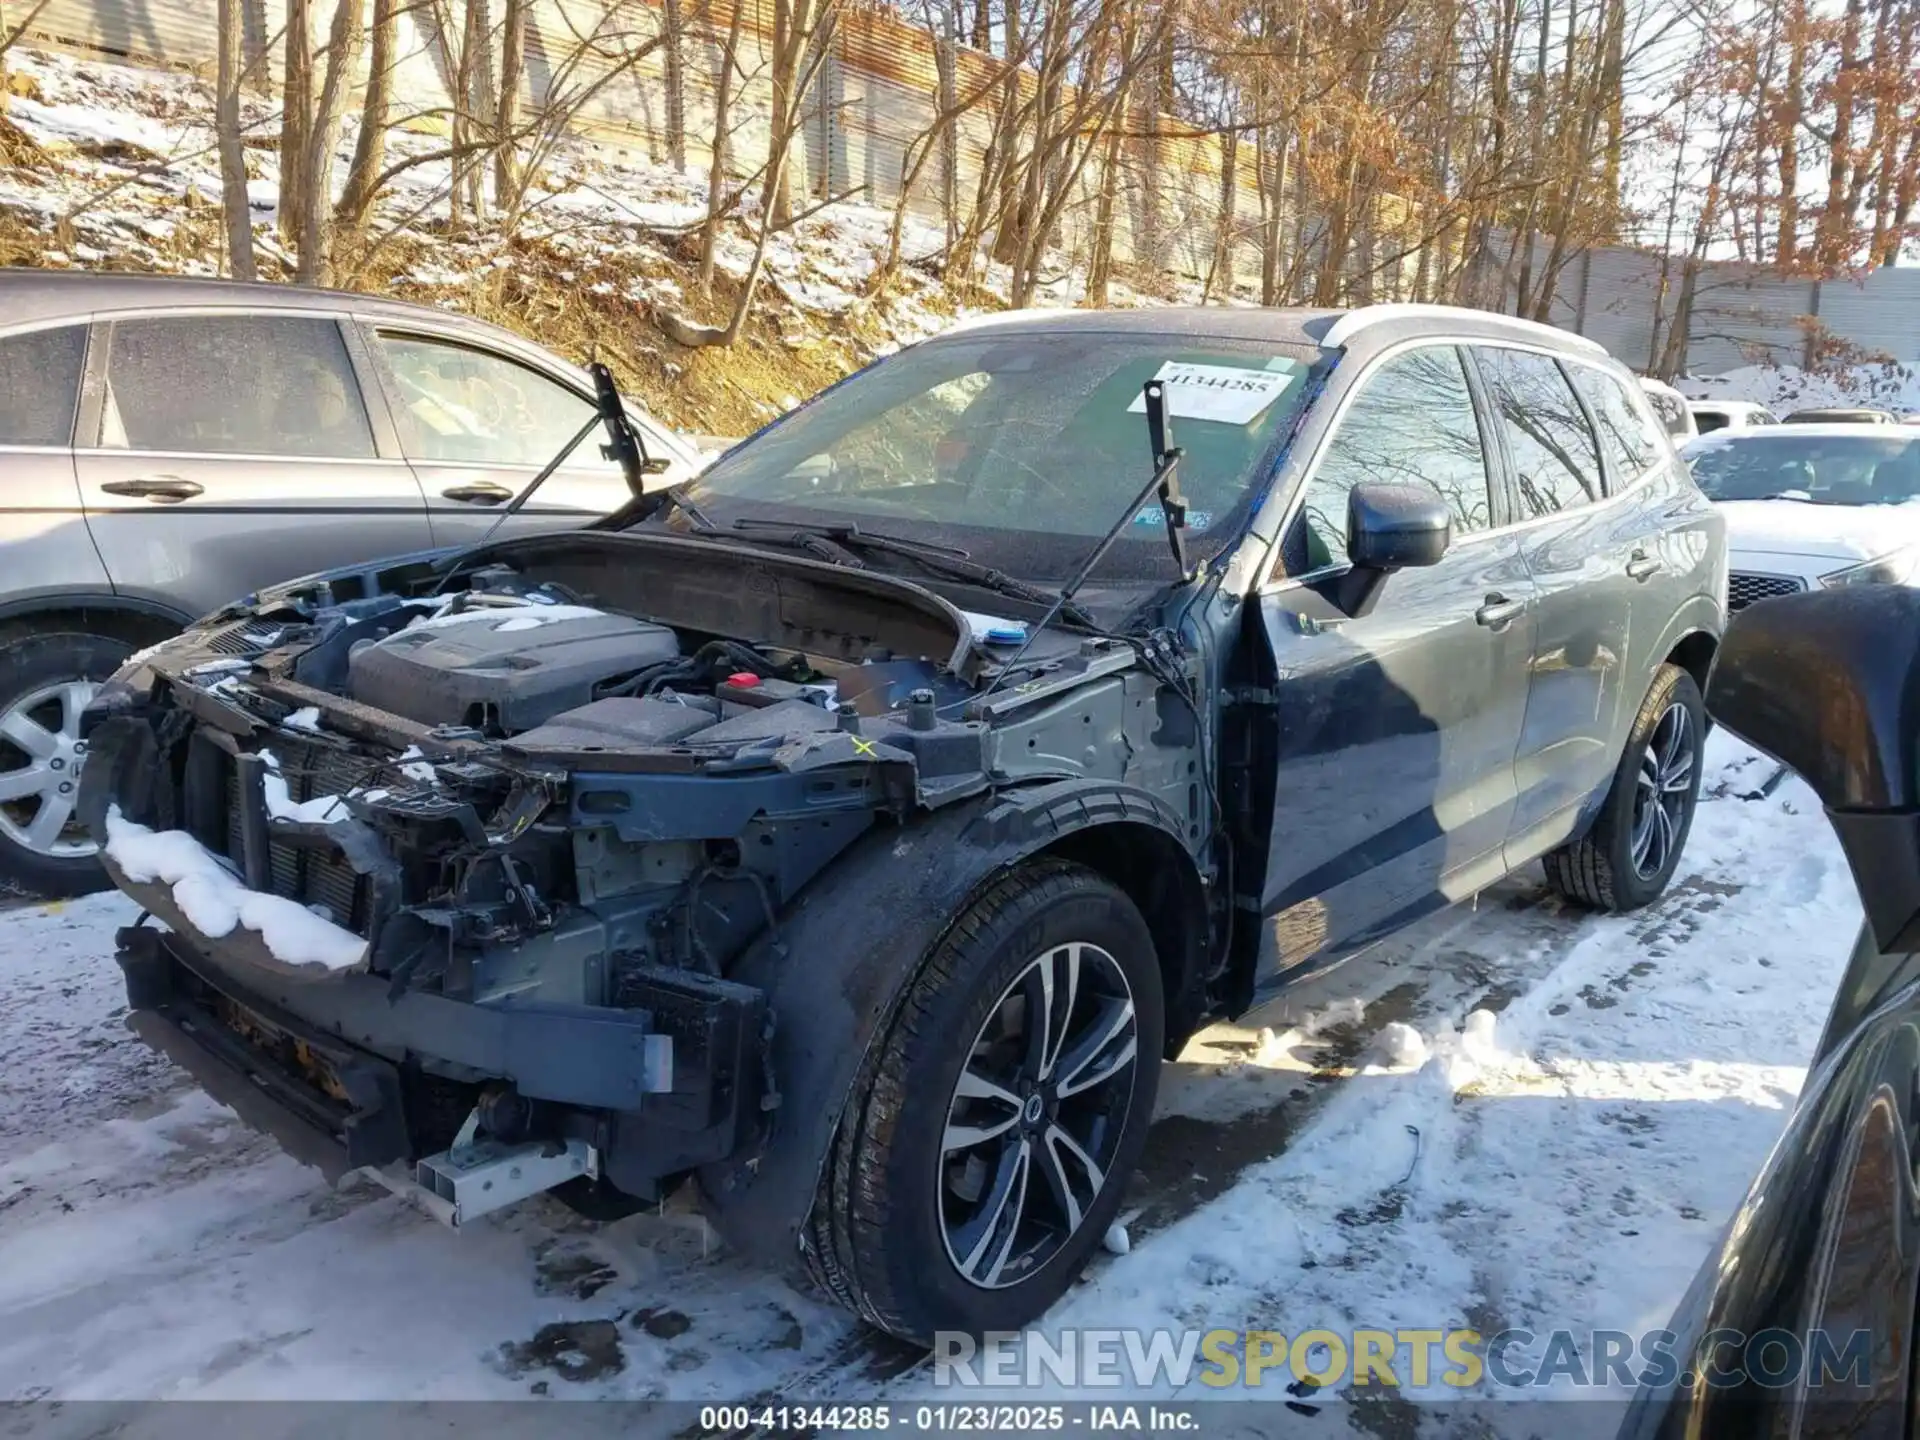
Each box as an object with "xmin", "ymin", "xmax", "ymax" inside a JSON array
[
  {"xmin": 1545, "ymin": 662, "xmax": 1704, "ymax": 913},
  {"xmin": 0, "ymin": 629, "xmax": 138, "ymax": 899},
  {"xmin": 804, "ymin": 859, "xmax": 1163, "ymax": 1343}
]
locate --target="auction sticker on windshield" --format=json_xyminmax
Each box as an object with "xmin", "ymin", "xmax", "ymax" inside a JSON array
[{"xmin": 1127, "ymin": 360, "xmax": 1301, "ymax": 425}]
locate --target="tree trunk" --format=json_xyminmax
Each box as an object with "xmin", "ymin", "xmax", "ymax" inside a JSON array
[
  {"xmin": 662, "ymin": 0, "xmax": 687, "ymax": 171},
  {"xmin": 216, "ymin": 0, "xmax": 257, "ymax": 280},
  {"xmin": 296, "ymin": 0, "xmax": 368, "ymax": 285},
  {"xmin": 496, "ymin": 0, "xmax": 526, "ymax": 206},
  {"xmin": 461, "ymin": 0, "xmax": 491, "ymax": 218},
  {"xmin": 1202, "ymin": 120, "xmax": 1238, "ymax": 303},
  {"xmin": 698, "ymin": 0, "xmax": 746, "ymax": 296},
  {"xmin": 1776, "ymin": 0, "xmax": 1804, "ymax": 261},
  {"xmin": 1086, "ymin": 120, "xmax": 1124, "ymax": 305},
  {"xmin": 972, "ymin": 0, "xmax": 989, "ymax": 48},
  {"xmin": 337, "ymin": 0, "xmax": 396, "ymax": 231},
  {"xmin": 763, "ymin": 0, "xmax": 801, "ymax": 230},
  {"xmin": 280, "ymin": 0, "xmax": 314, "ymax": 246}
]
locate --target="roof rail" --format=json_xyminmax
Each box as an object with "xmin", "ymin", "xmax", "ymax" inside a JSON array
[{"xmin": 1320, "ymin": 303, "xmax": 1608, "ymax": 356}]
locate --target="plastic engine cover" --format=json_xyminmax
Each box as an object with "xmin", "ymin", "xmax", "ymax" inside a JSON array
[{"xmin": 348, "ymin": 608, "xmax": 681, "ymax": 732}]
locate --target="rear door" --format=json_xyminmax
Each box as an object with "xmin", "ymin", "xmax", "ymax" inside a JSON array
[
  {"xmin": 0, "ymin": 322, "xmax": 115, "ymax": 609},
  {"xmin": 1487, "ymin": 349, "xmax": 1675, "ymax": 859},
  {"xmin": 359, "ymin": 327, "xmax": 695, "ymax": 546},
  {"xmin": 1475, "ymin": 347, "xmax": 1651, "ymax": 859},
  {"xmin": 1251, "ymin": 343, "xmax": 1537, "ymax": 982},
  {"xmin": 72, "ymin": 312, "xmax": 435, "ymax": 619}
]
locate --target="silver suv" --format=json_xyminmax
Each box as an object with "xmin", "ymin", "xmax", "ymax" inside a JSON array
[{"xmin": 0, "ymin": 268, "xmax": 699, "ymax": 895}]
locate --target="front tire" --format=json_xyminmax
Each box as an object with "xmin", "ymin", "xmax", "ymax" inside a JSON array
[
  {"xmin": 805, "ymin": 859, "xmax": 1164, "ymax": 1343},
  {"xmin": 1545, "ymin": 662, "xmax": 1704, "ymax": 913},
  {"xmin": 0, "ymin": 629, "xmax": 137, "ymax": 898}
]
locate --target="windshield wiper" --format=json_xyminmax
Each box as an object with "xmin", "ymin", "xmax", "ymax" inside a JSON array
[{"xmin": 725, "ymin": 518, "xmax": 1100, "ymax": 630}]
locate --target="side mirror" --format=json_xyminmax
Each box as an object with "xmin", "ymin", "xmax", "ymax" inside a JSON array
[
  {"xmin": 1347, "ymin": 482, "xmax": 1452, "ymax": 571},
  {"xmin": 1708, "ymin": 587, "xmax": 1920, "ymax": 951}
]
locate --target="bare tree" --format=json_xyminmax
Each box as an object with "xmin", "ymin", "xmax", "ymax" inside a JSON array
[
  {"xmin": 296, "ymin": 0, "xmax": 369, "ymax": 285},
  {"xmin": 496, "ymin": 0, "xmax": 528, "ymax": 199},
  {"xmin": 698, "ymin": 0, "xmax": 748, "ymax": 295},
  {"xmin": 337, "ymin": 0, "xmax": 398, "ymax": 234},
  {"xmin": 280, "ymin": 0, "xmax": 315, "ymax": 246},
  {"xmin": 662, "ymin": 0, "xmax": 688, "ymax": 171},
  {"xmin": 763, "ymin": 0, "xmax": 839, "ymax": 229},
  {"xmin": 216, "ymin": 0, "xmax": 257, "ymax": 280}
]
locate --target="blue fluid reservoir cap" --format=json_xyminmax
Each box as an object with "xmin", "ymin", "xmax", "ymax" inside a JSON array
[{"xmin": 984, "ymin": 624, "xmax": 1027, "ymax": 645}]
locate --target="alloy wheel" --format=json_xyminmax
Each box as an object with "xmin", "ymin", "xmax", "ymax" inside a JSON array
[
  {"xmin": 0, "ymin": 679, "xmax": 98, "ymax": 859},
  {"xmin": 939, "ymin": 940, "xmax": 1139, "ymax": 1290},
  {"xmin": 1630, "ymin": 700, "xmax": 1694, "ymax": 880}
]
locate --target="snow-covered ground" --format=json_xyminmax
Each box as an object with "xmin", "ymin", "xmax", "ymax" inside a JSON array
[
  {"xmin": 1684, "ymin": 360, "xmax": 1920, "ymax": 414},
  {"xmin": 0, "ymin": 733, "xmax": 1862, "ymax": 1433}
]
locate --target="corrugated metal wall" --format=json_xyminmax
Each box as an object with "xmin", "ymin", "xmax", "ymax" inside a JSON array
[
  {"xmin": 22, "ymin": 0, "xmax": 1920, "ymax": 371},
  {"xmin": 1486, "ymin": 231, "xmax": 1920, "ymax": 371}
]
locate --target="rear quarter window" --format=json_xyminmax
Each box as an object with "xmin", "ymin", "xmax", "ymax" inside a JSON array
[{"xmin": 1568, "ymin": 365, "xmax": 1662, "ymax": 487}]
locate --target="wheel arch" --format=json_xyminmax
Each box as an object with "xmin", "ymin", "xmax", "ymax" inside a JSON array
[
  {"xmin": 0, "ymin": 593, "xmax": 192, "ymax": 649},
  {"xmin": 698, "ymin": 779, "xmax": 1208, "ymax": 1271},
  {"xmin": 1664, "ymin": 625, "xmax": 1718, "ymax": 697}
]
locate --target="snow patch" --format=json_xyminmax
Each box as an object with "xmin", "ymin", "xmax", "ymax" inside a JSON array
[
  {"xmin": 1375, "ymin": 1021, "xmax": 1429, "ymax": 1069},
  {"xmin": 393, "ymin": 745, "xmax": 439, "ymax": 784},
  {"xmin": 258, "ymin": 751, "xmax": 348, "ymax": 825},
  {"xmin": 281, "ymin": 706, "xmax": 324, "ymax": 734},
  {"xmin": 103, "ymin": 808, "xmax": 368, "ymax": 973}
]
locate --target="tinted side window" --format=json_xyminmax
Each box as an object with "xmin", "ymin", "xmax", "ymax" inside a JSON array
[
  {"xmin": 0, "ymin": 326, "xmax": 87, "ymax": 447},
  {"xmin": 101, "ymin": 316, "xmax": 375, "ymax": 458},
  {"xmin": 1476, "ymin": 347, "xmax": 1603, "ymax": 517},
  {"xmin": 377, "ymin": 334, "xmax": 610, "ymax": 471},
  {"xmin": 1643, "ymin": 386, "xmax": 1691, "ymax": 437},
  {"xmin": 1297, "ymin": 346, "xmax": 1493, "ymax": 570},
  {"xmin": 1568, "ymin": 364, "xmax": 1660, "ymax": 485}
]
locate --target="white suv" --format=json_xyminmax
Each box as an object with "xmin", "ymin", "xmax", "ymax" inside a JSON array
[
  {"xmin": 1679, "ymin": 424, "xmax": 1920, "ymax": 610},
  {"xmin": 1688, "ymin": 399, "xmax": 1778, "ymax": 434}
]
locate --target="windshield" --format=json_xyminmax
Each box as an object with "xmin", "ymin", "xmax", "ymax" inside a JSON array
[
  {"xmin": 1682, "ymin": 431, "xmax": 1920, "ymax": 504},
  {"xmin": 668, "ymin": 331, "xmax": 1321, "ymax": 588}
]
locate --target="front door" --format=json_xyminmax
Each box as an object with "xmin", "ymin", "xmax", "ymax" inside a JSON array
[
  {"xmin": 73, "ymin": 313, "xmax": 435, "ymax": 618},
  {"xmin": 1250, "ymin": 343, "xmax": 1537, "ymax": 983}
]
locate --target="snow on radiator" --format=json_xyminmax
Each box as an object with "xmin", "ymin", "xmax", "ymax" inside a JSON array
[{"xmin": 103, "ymin": 807, "xmax": 369, "ymax": 974}]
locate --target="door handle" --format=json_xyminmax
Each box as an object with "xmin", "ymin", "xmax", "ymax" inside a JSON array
[
  {"xmin": 440, "ymin": 483, "xmax": 515, "ymax": 505},
  {"xmin": 1475, "ymin": 593, "xmax": 1527, "ymax": 630},
  {"xmin": 1625, "ymin": 551, "xmax": 1662, "ymax": 582},
  {"xmin": 99, "ymin": 476, "xmax": 204, "ymax": 503}
]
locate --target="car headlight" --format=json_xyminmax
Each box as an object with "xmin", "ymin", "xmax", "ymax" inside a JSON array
[{"xmin": 1819, "ymin": 548, "xmax": 1920, "ymax": 587}]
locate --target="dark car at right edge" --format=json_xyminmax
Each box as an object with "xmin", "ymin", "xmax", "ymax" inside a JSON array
[{"xmin": 79, "ymin": 302, "xmax": 1725, "ymax": 1342}]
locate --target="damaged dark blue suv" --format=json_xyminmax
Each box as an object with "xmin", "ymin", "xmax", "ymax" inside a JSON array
[{"xmin": 79, "ymin": 304, "xmax": 1725, "ymax": 1342}]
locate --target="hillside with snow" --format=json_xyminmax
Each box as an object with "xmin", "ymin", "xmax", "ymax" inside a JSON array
[{"xmin": 0, "ymin": 45, "xmax": 1211, "ymax": 440}]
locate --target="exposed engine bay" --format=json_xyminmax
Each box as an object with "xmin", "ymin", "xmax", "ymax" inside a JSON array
[{"xmin": 80, "ymin": 531, "xmax": 1210, "ymax": 1210}]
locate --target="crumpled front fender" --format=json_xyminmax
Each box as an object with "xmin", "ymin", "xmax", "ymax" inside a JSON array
[{"xmin": 697, "ymin": 777, "xmax": 1193, "ymax": 1269}]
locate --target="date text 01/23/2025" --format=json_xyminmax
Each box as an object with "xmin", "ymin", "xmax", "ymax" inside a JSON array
[{"xmin": 695, "ymin": 1405, "xmax": 1203, "ymax": 1432}]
